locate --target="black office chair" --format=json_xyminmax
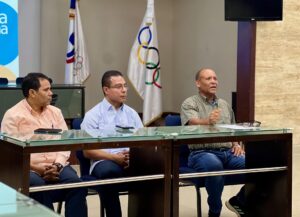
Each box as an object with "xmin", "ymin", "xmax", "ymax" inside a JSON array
[
  {"xmin": 56, "ymin": 118, "xmax": 98, "ymax": 214},
  {"xmin": 0, "ymin": 77, "xmax": 8, "ymax": 85},
  {"xmin": 165, "ymin": 114, "xmax": 203, "ymax": 217},
  {"xmin": 71, "ymin": 118, "xmax": 127, "ymax": 217},
  {"xmin": 165, "ymin": 114, "xmax": 244, "ymax": 217},
  {"xmin": 50, "ymin": 94, "xmax": 58, "ymax": 106},
  {"xmin": 16, "ymin": 77, "xmax": 24, "ymax": 85},
  {"xmin": 76, "ymin": 150, "xmax": 103, "ymax": 215}
]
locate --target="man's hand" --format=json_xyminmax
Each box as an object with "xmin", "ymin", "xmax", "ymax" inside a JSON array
[
  {"xmin": 114, "ymin": 150, "xmax": 130, "ymax": 168},
  {"xmin": 208, "ymin": 109, "xmax": 221, "ymax": 125},
  {"xmin": 30, "ymin": 164, "xmax": 48, "ymax": 177},
  {"xmin": 43, "ymin": 165, "xmax": 60, "ymax": 182},
  {"xmin": 231, "ymin": 142, "xmax": 245, "ymax": 156}
]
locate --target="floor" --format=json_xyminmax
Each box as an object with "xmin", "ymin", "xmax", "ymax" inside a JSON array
[{"xmin": 57, "ymin": 145, "xmax": 300, "ymax": 217}]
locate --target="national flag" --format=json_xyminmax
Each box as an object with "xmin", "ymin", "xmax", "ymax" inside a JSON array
[
  {"xmin": 65, "ymin": 0, "xmax": 90, "ymax": 84},
  {"xmin": 127, "ymin": 0, "xmax": 162, "ymax": 126}
]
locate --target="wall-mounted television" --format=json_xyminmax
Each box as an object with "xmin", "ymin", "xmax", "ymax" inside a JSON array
[{"xmin": 225, "ymin": 0, "xmax": 283, "ymax": 21}]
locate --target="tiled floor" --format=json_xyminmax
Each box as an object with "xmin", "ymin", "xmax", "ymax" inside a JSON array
[
  {"xmin": 58, "ymin": 146, "xmax": 300, "ymax": 217},
  {"xmin": 83, "ymin": 185, "xmax": 241, "ymax": 217}
]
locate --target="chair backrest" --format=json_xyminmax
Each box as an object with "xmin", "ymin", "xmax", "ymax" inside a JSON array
[
  {"xmin": 72, "ymin": 118, "xmax": 83, "ymax": 129},
  {"xmin": 0, "ymin": 77, "xmax": 8, "ymax": 85},
  {"xmin": 50, "ymin": 94, "xmax": 58, "ymax": 106},
  {"xmin": 165, "ymin": 114, "xmax": 181, "ymax": 126},
  {"xmin": 76, "ymin": 150, "xmax": 92, "ymax": 176},
  {"xmin": 165, "ymin": 115, "xmax": 244, "ymax": 187},
  {"xmin": 16, "ymin": 77, "xmax": 24, "ymax": 85},
  {"xmin": 165, "ymin": 114, "xmax": 190, "ymax": 168},
  {"xmin": 71, "ymin": 118, "xmax": 92, "ymax": 177}
]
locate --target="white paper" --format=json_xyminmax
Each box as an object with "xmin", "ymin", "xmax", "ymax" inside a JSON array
[{"xmin": 216, "ymin": 124, "xmax": 259, "ymax": 130}]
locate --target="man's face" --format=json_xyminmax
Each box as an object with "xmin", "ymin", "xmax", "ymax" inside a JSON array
[
  {"xmin": 196, "ymin": 69, "xmax": 218, "ymax": 98},
  {"xmin": 31, "ymin": 78, "xmax": 53, "ymax": 107},
  {"xmin": 103, "ymin": 76, "xmax": 128, "ymax": 106}
]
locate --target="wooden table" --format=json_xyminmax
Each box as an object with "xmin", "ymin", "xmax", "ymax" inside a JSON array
[
  {"xmin": 0, "ymin": 126, "xmax": 292, "ymax": 217},
  {"xmin": 0, "ymin": 129, "xmax": 172, "ymax": 217},
  {"xmin": 168, "ymin": 126, "xmax": 292, "ymax": 217},
  {"xmin": 0, "ymin": 182, "xmax": 61, "ymax": 217}
]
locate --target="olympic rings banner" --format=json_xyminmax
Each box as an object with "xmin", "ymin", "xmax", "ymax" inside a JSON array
[
  {"xmin": 127, "ymin": 0, "xmax": 162, "ymax": 125},
  {"xmin": 0, "ymin": 0, "xmax": 19, "ymax": 82}
]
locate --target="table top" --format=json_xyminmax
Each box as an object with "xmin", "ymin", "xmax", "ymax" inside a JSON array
[
  {"xmin": 0, "ymin": 125, "xmax": 292, "ymax": 147},
  {"xmin": 0, "ymin": 182, "xmax": 61, "ymax": 217}
]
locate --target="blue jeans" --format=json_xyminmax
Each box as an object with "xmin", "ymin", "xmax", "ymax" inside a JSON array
[
  {"xmin": 30, "ymin": 165, "xmax": 87, "ymax": 217},
  {"xmin": 188, "ymin": 148, "xmax": 245, "ymax": 215},
  {"xmin": 92, "ymin": 160, "xmax": 127, "ymax": 217}
]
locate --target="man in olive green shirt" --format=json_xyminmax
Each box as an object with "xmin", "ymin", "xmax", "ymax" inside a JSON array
[{"xmin": 180, "ymin": 68, "xmax": 245, "ymax": 217}]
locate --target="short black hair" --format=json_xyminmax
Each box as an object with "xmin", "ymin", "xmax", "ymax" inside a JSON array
[
  {"xmin": 101, "ymin": 70, "xmax": 124, "ymax": 88},
  {"xmin": 22, "ymin": 73, "xmax": 52, "ymax": 98}
]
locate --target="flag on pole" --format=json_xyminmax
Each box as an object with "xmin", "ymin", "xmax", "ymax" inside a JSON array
[
  {"xmin": 127, "ymin": 0, "xmax": 162, "ymax": 126},
  {"xmin": 65, "ymin": 0, "xmax": 90, "ymax": 84}
]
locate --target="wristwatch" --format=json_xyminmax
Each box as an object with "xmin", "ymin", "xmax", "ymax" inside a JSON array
[{"xmin": 52, "ymin": 162, "xmax": 64, "ymax": 172}]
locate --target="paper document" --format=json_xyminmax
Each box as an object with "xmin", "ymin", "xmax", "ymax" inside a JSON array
[{"xmin": 216, "ymin": 124, "xmax": 260, "ymax": 130}]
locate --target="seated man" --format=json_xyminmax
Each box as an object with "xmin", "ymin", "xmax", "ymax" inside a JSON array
[
  {"xmin": 81, "ymin": 70, "xmax": 143, "ymax": 217},
  {"xmin": 180, "ymin": 68, "xmax": 245, "ymax": 217},
  {"xmin": 1, "ymin": 73, "xmax": 87, "ymax": 217}
]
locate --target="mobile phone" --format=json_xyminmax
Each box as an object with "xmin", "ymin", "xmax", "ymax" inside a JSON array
[
  {"xmin": 115, "ymin": 125, "xmax": 134, "ymax": 130},
  {"xmin": 34, "ymin": 128, "xmax": 62, "ymax": 134}
]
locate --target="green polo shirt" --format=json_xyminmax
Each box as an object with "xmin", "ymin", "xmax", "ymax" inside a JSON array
[{"xmin": 180, "ymin": 94, "xmax": 235, "ymax": 150}]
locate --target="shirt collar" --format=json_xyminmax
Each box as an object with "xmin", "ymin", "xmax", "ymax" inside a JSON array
[
  {"xmin": 23, "ymin": 99, "xmax": 48, "ymax": 116},
  {"xmin": 198, "ymin": 94, "xmax": 218, "ymax": 106},
  {"xmin": 103, "ymin": 98, "xmax": 124, "ymax": 111}
]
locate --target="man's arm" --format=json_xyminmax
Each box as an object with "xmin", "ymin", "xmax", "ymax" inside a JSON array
[
  {"xmin": 188, "ymin": 109, "xmax": 220, "ymax": 125},
  {"xmin": 181, "ymin": 97, "xmax": 220, "ymax": 126},
  {"xmin": 30, "ymin": 163, "xmax": 48, "ymax": 176},
  {"xmin": 83, "ymin": 150, "xmax": 129, "ymax": 168},
  {"xmin": 1, "ymin": 110, "xmax": 18, "ymax": 135}
]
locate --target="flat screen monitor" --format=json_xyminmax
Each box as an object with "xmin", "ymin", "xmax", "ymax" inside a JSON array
[
  {"xmin": 0, "ymin": 85, "xmax": 84, "ymax": 120},
  {"xmin": 225, "ymin": 0, "xmax": 283, "ymax": 21}
]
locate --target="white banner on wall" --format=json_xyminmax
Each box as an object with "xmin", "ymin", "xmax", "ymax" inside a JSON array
[{"xmin": 0, "ymin": 0, "xmax": 19, "ymax": 82}]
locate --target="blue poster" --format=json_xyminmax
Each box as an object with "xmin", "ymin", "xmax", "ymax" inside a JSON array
[{"xmin": 0, "ymin": 0, "xmax": 18, "ymax": 82}]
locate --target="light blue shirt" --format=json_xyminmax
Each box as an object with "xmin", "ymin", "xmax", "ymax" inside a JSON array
[{"xmin": 81, "ymin": 98, "xmax": 143, "ymax": 173}]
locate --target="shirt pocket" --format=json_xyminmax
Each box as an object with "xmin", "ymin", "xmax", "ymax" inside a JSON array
[{"xmin": 18, "ymin": 119, "xmax": 40, "ymax": 133}]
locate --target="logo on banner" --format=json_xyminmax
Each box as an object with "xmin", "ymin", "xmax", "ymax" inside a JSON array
[
  {"xmin": 0, "ymin": 13, "xmax": 8, "ymax": 35},
  {"xmin": 0, "ymin": 2, "xmax": 18, "ymax": 66},
  {"xmin": 0, "ymin": 1, "xmax": 18, "ymax": 81},
  {"xmin": 137, "ymin": 24, "xmax": 162, "ymax": 89}
]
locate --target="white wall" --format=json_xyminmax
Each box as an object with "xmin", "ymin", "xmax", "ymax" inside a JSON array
[
  {"xmin": 172, "ymin": 0, "xmax": 237, "ymax": 112},
  {"xmin": 19, "ymin": 0, "xmax": 237, "ymax": 113},
  {"xmin": 19, "ymin": 0, "xmax": 41, "ymax": 76}
]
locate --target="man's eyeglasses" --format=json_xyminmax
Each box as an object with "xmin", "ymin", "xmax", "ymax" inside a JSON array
[
  {"xmin": 109, "ymin": 84, "xmax": 129, "ymax": 90},
  {"xmin": 237, "ymin": 121, "xmax": 261, "ymax": 127}
]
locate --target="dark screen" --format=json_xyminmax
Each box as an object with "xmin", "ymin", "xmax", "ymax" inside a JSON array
[{"xmin": 225, "ymin": 0, "xmax": 283, "ymax": 21}]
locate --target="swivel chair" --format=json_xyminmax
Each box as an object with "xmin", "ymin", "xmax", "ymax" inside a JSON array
[
  {"xmin": 0, "ymin": 77, "xmax": 8, "ymax": 85},
  {"xmin": 165, "ymin": 114, "xmax": 203, "ymax": 217},
  {"xmin": 56, "ymin": 118, "xmax": 99, "ymax": 215},
  {"xmin": 165, "ymin": 114, "xmax": 244, "ymax": 217},
  {"xmin": 71, "ymin": 118, "xmax": 127, "ymax": 217},
  {"xmin": 16, "ymin": 77, "xmax": 24, "ymax": 85}
]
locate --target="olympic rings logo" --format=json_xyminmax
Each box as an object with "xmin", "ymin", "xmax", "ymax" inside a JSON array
[
  {"xmin": 74, "ymin": 55, "xmax": 83, "ymax": 70},
  {"xmin": 137, "ymin": 24, "xmax": 162, "ymax": 89},
  {"xmin": 73, "ymin": 52, "xmax": 83, "ymax": 77}
]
